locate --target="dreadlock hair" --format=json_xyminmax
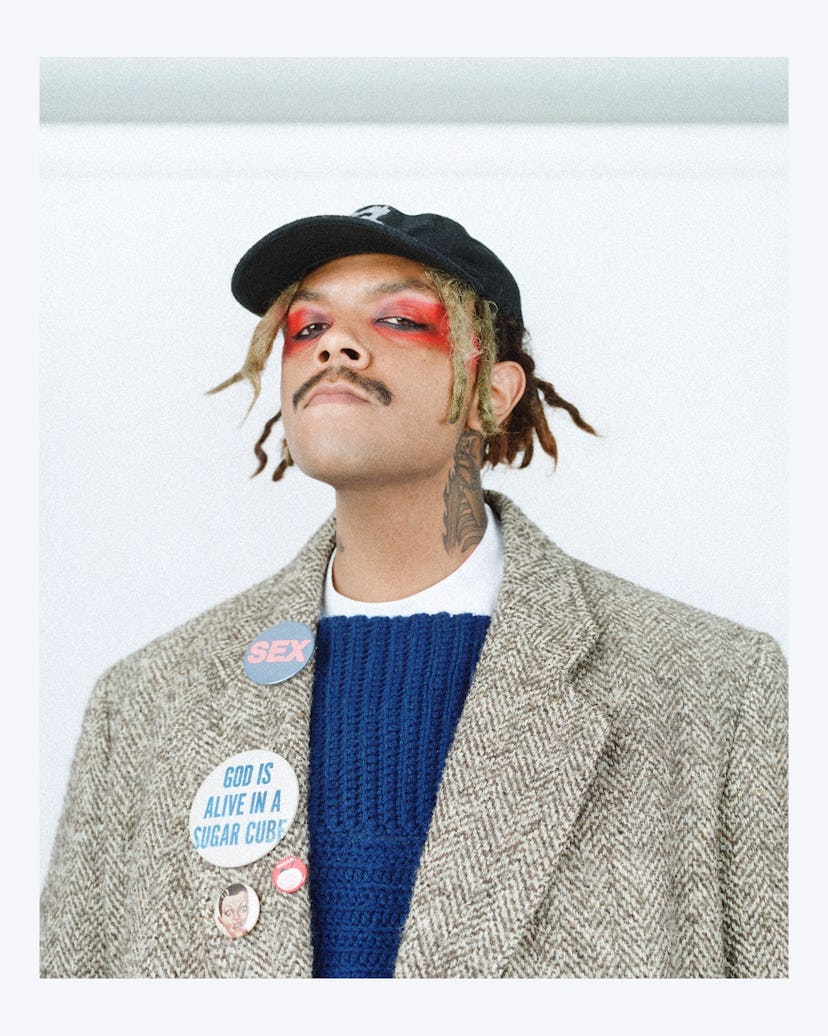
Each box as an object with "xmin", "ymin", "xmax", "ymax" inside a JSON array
[
  {"xmin": 207, "ymin": 267, "xmax": 596, "ymax": 481},
  {"xmin": 480, "ymin": 311, "xmax": 597, "ymax": 470}
]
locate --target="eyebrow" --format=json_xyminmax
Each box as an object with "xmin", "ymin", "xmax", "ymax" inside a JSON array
[{"xmin": 291, "ymin": 278, "xmax": 438, "ymax": 303}]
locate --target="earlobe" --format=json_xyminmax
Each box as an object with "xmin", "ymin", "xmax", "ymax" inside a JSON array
[{"xmin": 466, "ymin": 360, "xmax": 526, "ymax": 431}]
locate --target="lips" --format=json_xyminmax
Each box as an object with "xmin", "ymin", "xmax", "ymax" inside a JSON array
[
  {"xmin": 292, "ymin": 365, "xmax": 394, "ymax": 410},
  {"xmin": 304, "ymin": 382, "xmax": 371, "ymax": 408}
]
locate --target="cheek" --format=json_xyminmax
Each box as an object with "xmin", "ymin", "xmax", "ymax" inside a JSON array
[
  {"xmin": 389, "ymin": 330, "xmax": 450, "ymax": 353},
  {"xmin": 281, "ymin": 339, "xmax": 307, "ymax": 360},
  {"xmin": 279, "ymin": 376, "xmax": 299, "ymax": 425},
  {"xmin": 278, "ymin": 357, "xmax": 296, "ymax": 400}
]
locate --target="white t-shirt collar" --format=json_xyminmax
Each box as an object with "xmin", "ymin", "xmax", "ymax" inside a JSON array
[{"xmin": 322, "ymin": 504, "xmax": 503, "ymax": 618}]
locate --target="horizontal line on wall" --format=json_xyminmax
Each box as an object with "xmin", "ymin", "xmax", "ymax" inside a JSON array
[{"xmin": 40, "ymin": 57, "xmax": 788, "ymax": 125}]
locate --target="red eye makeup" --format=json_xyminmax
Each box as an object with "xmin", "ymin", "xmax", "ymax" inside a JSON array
[
  {"xmin": 283, "ymin": 307, "xmax": 330, "ymax": 358},
  {"xmin": 373, "ymin": 297, "xmax": 451, "ymax": 352},
  {"xmin": 281, "ymin": 296, "xmax": 454, "ymax": 358}
]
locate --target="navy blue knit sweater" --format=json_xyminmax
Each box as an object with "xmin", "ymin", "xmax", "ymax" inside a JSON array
[{"xmin": 308, "ymin": 613, "xmax": 490, "ymax": 978}]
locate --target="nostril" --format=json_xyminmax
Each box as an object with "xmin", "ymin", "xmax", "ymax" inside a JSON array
[
  {"xmin": 319, "ymin": 349, "xmax": 331, "ymax": 362},
  {"xmin": 342, "ymin": 348, "xmax": 360, "ymax": 360}
]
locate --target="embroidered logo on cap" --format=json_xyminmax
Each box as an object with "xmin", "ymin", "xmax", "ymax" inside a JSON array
[{"xmin": 351, "ymin": 204, "xmax": 391, "ymax": 222}]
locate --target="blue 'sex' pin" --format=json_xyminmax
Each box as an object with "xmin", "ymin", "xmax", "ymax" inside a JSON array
[{"xmin": 243, "ymin": 621, "xmax": 315, "ymax": 686}]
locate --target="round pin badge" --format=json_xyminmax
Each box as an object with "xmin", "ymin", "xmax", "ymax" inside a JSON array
[
  {"xmin": 272, "ymin": 856, "xmax": 308, "ymax": 894},
  {"xmin": 189, "ymin": 750, "xmax": 299, "ymax": 868},
  {"xmin": 243, "ymin": 621, "xmax": 316, "ymax": 686},
  {"xmin": 214, "ymin": 882, "xmax": 260, "ymax": 940}
]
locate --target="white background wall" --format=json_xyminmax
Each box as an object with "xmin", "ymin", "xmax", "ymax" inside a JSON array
[{"xmin": 40, "ymin": 121, "xmax": 786, "ymax": 883}]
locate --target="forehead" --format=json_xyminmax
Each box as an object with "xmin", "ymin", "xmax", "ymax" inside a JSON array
[{"xmin": 294, "ymin": 253, "xmax": 436, "ymax": 298}]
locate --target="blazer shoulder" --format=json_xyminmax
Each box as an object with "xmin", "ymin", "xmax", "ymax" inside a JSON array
[
  {"xmin": 96, "ymin": 517, "xmax": 334, "ymax": 692},
  {"xmin": 92, "ymin": 574, "xmax": 274, "ymax": 692},
  {"xmin": 490, "ymin": 491, "xmax": 785, "ymax": 685},
  {"xmin": 569, "ymin": 555, "xmax": 785, "ymax": 692}
]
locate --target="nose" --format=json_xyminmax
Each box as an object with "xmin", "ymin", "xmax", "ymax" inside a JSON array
[{"xmin": 312, "ymin": 322, "xmax": 371, "ymax": 370}]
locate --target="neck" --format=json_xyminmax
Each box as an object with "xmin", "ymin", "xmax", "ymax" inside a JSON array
[{"xmin": 331, "ymin": 430, "xmax": 487, "ymax": 603}]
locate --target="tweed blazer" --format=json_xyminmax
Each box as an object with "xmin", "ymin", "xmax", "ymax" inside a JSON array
[{"xmin": 40, "ymin": 492, "xmax": 787, "ymax": 978}]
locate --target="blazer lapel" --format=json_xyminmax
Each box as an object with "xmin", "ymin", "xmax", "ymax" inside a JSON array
[
  {"xmin": 203, "ymin": 518, "xmax": 335, "ymax": 978},
  {"xmin": 195, "ymin": 497, "xmax": 609, "ymax": 978},
  {"xmin": 395, "ymin": 494, "xmax": 612, "ymax": 978}
]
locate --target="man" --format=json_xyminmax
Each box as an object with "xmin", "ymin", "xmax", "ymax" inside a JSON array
[{"xmin": 41, "ymin": 205, "xmax": 787, "ymax": 979}]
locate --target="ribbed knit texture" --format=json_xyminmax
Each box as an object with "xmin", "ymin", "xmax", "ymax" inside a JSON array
[{"xmin": 308, "ymin": 613, "xmax": 490, "ymax": 978}]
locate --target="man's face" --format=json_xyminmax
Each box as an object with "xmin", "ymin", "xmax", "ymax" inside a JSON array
[
  {"xmin": 279, "ymin": 253, "xmax": 474, "ymax": 490},
  {"xmin": 219, "ymin": 890, "xmax": 249, "ymax": 938}
]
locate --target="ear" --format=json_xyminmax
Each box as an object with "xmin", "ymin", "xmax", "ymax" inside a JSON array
[{"xmin": 465, "ymin": 360, "xmax": 526, "ymax": 432}]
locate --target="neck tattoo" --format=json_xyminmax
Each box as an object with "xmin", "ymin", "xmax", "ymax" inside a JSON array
[{"xmin": 442, "ymin": 431, "xmax": 486, "ymax": 554}]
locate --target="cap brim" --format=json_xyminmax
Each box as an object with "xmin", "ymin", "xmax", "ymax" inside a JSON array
[{"xmin": 231, "ymin": 214, "xmax": 486, "ymax": 317}]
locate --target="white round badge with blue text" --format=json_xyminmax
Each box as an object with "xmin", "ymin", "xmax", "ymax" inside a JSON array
[
  {"xmin": 243, "ymin": 621, "xmax": 316, "ymax": 686},
  {"xmin": 189, "ymin": 750, "xmax": 299, "ymax": 868}
]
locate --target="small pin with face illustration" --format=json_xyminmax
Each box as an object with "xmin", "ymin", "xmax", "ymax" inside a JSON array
[{"xmin": 215, "ymin": 882, "xmax": 260, "ymax": 940}]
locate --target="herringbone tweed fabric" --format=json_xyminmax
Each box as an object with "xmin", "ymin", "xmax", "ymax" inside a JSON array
[{"xmin": 40, "ymin": 492, "xmax": 788, "ymax": 978}]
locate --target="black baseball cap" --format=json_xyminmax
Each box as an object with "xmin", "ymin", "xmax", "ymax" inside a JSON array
[{"xmin": 231, "ymin": 204, "xmax": 523, "ymax": 324}]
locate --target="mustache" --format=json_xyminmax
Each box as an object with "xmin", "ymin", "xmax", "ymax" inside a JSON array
[{"xmin": 292, "ymin": 366, "xmax": 394, "ymax": 410}]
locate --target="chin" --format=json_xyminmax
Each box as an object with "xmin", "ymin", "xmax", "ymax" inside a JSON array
[
  {"xmin": 289, "ymin": 440, "xmax": 387, "ymax": 487},
  {"xmin": 296, "ymin": 460, "xmax": 377, "ymax": 489}
]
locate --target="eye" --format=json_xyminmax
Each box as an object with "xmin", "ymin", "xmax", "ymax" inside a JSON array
[
  {"xmin": 292, "ymin": 321, "xmax": 329, "ymax": 339},
  {"xmin": 378, "ymin": 315, "xmax": 429, "ymax": 330}
]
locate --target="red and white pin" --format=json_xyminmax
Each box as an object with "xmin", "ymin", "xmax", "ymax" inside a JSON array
[{"xmin": 271, "ymin": 856, "xmax": 308, "ymax": 894}]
